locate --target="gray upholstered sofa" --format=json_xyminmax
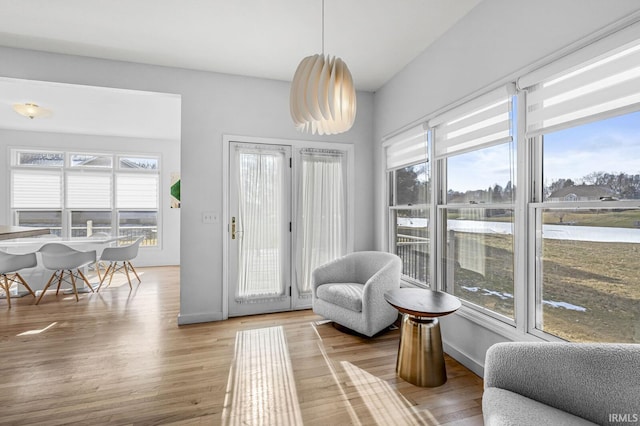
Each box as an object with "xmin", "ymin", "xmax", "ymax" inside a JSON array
[
  {"xmin": 483, "ymin": 342, "xmax": 640, "ymax": 426},
  {"xmin": 311, "ymin": 251, "xmax": 401, "ymax": 337}
]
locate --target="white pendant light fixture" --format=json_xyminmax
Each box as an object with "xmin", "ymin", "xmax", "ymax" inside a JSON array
[
  {"xmin": 290, "ymin": 0, "xmax": 356, "ymax": 135},
  {"xmin": 12, "ymin": 103, "xmax": 51, "ymax": 119}
]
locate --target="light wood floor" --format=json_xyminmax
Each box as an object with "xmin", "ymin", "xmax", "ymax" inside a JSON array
[{"xmin": 0, "ymin": 266, "xmax": 484, "ymax": 425}]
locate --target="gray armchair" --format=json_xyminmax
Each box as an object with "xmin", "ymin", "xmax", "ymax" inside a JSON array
[
  {"xmin": 312, "ymin": 251, "xmax": 402, "ymax": 337},
  {"xmin": 483, "ymin": 342, "xmax": 640, "ymax": 426}
]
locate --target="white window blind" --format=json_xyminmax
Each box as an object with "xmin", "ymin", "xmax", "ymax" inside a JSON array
[
  {"xmin": 430, "ymin": 84, "xmax": 515, "ymax": 159},
  {"xmin": 11, "ymin": 170, "xmax": 62, "ymax": 208},
  {"xmin": 384, "ymin": 123, "xmax": 428, "ymax": 170},
  {"xmin": 521, "ymin": 25, "xmax": 640, "ymax": 136},
  {"xmin": 116, "ymin": 174, "xmax": 159, "ymax": 209},
  {"xmin": 67, "ymin": 172, "xmax": 112, "ymax": 209}
]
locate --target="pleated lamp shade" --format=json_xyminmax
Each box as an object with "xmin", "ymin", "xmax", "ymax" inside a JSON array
[{"xmin": 290, "ymin": 54, "xmax": 357, "ymax": 135}]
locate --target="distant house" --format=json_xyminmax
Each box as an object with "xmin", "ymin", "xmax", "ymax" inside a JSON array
[
  {"xmin": 548, "ymin": 185, "xmax": 616, "ymax": 202},
  {"xmin": 76, "ymin": 156, "xmax": 154, "ymax": 169},
  {"xmin": 448, "ymin": 190, "xmax": 493, "ymax": 204}
]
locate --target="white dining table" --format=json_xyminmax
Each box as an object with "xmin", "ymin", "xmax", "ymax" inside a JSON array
[
  {"xmin": 0, "ymin": 225, "xmax": 50, "ymax": 240},
  {"xmin": 0, "ymin": 235, "xmax": 125, "ymax": 296}
]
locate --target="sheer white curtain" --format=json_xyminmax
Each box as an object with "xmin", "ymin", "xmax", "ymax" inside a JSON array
[
  {"xmin": 296, "ymin": 149, "xmax": 347, "ymax": 295},
  {"xmin": 454, "ymin": 208, "xmax": 486, "ymax": 277},
  {"xmin": 236, "ymin": 146, "xmax": 286, "ymax": 302}
]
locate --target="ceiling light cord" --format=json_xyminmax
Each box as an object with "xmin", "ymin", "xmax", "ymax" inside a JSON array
[
  {"xmin": 321, "ymin": 0, "xmax": 325, "ymax": 55},
  {"xmin": 289, "ymin": 0, "xmax": 356, "ymax": 135}
]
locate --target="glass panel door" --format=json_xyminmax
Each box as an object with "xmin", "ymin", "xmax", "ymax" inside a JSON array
[
  {"xmin": 293, "ymin": 149, "xmax": 347, "ymax": 308},
  {"xmin": 228, "ymin": 143, "xmax": 292, "ymax": 316}
]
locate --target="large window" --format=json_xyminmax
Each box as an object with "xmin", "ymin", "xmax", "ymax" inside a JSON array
[
  {"xmin": 533, "ymin": 112, "xmax": 640, "ymax": 343},
  {"xmin": 392, "ymin": 170, "xmax": 429, "ymax": 284},
  {"xmin": 10, "ymin": 150, "xmax": 160, "ymax": 246},
  {"xmin": 385, "ymin": 124, "xmax": 430, "ymax": 286},
  {"xmin": 431, "ymin": 85, "xmax": 516, "ymax": 321},
  {"xmin": 521, "ymin": 30, "xmax": 640, "ymax": 343},
  {"xmin": 386, "ymin": 22, "xmax": 640, "ymax": 344}
]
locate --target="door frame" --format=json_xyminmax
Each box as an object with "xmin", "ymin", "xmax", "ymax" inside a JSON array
[{"xmin": 222, "ymin": 134, "xmax": 354, "ymax": 320}]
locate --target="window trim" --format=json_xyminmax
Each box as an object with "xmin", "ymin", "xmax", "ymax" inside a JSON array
[
  {"xmin": 528, "ymin": 113, "xmax": 640, "ymax": 340},
  {"xmin": 389, "ymin": 203, "xmax": 430, "ymax": 288},
  {"xmin": 387, "ymin": 158, "xmax": 431, "ymax": 288},
  {"xmin": 432, "ymin": 87, "xmax": 517, "ymax": 323},
  {"xmin": 68, "ymin": 152, "xmax": 114, "ymax": 169},
  {"xmin": 9, "ymin": 148, "xmax": 161, "ymax": 246},
  {"xmin": 117, "ymin": 155, "xmax": 161, "ymax": 171},
  {"xmin": 13, "ymin": 149, "xmax": 65, "ymax": 167},
  {"xmin": 384, "ymin": 124, "xmax": 431, "ymax": 288}
]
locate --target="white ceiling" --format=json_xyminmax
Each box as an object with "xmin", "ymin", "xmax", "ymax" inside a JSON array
[
  {"xmin": 0, "ymin": 0, "xmax": 481, "ymax": 138},
  {"xmin": 0, "ymin": 77, "xmax": 182, "ymax": 140}
]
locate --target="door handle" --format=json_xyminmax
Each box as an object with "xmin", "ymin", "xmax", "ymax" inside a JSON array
[{"xmin": 231, "ymin": 217, "xmax": 236, "ymax": 239}]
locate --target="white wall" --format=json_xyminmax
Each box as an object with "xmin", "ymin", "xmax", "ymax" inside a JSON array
[
  {"xmin": 0, "ymin": 46, "xmax": 375, "ymax": 325},
  {"xmin": 0, "ymin": 129, "xmax": 180, "ymax": 266},
  {"xmin": 373, "ymin": 0, "xmax": 640, "ymax": 375}
]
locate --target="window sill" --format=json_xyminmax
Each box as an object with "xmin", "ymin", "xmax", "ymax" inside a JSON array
[
  {"xmin": 398, "ymin": 282, "xmax": 562, "ymax": 344},
  {"xmin": 454, "ymin": 304, "xmax": 545, "ymax": 343},
  {"xmin": 400, "ymin": 279, "xmax": 429, "ymax": 289}
]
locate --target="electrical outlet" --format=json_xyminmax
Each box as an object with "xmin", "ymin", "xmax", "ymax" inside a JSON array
[{"xmin": 202, "ymin": 211, "xmax": 217, "ymax": 224}]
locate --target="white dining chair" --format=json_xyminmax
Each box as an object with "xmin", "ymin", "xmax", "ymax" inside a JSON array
[
  {"xmin": 97, "ymin": 236, "xmax": 143, "ymax": 291},
  {"xmin": 89, "ymin": 231, "xmax": 112, "ymax": 281},
  {"xmin": 0, "ymin": 250, "xmax": 37, "ymax": 308},
  {"xmin": 36, "ymin": 243, "xmax": 97, "ymax": 304}
]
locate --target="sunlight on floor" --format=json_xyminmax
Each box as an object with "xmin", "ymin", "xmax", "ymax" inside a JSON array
[
  {"xmin": 17, "ymin": 321, "xmax": 58, "ymax": 336},
  {"xmin": 341, "ymin": 360, "xmax": 437, "ymax": 425},
  {"xmin": 311, "ymin": 323, "xmax": 365, "ymax": 425},
  {"xmin": 222, "ymin": 326, "xmax": 303, "ymax": 425},
  {"xmin": 221, "ymin": 321, "xmax": 444, "ymax": 425},
  {"xmin": 95, "ymin": 270, "xmax": 145, "ymax": 289},
  {"xmin": 312, "ymin": 320, "xmax": 436, "ymax": 425}
]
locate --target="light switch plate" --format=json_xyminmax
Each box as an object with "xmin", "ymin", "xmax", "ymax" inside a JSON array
[{"xmin": 202, "ymin": 211, "xmax": 217, "ymax": 224}]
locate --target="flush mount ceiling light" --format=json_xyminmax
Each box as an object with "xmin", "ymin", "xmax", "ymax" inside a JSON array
[
  {"xmin": 290, "ymin": 0, "xmax": 356, "ymax": 135},
  {"xmin": 12, "ymin": 102, "xmax": 51, "ymax": 119}
]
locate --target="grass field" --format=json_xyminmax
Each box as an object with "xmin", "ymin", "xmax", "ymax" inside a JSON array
[
  {"xmin": 450, "ymin": 233, "xmax": 515, "ymax": 319},
  {"xmin": 450, "ymin": 232, "xmax": 639, "ymax": 343},
  {"xmin": 542, "ymin": 209, "xmax": 640, "ymax": 228},
  {"xmin": 449, "ymin": 209, "xmax": 640, "ymax": 228},
  {"xmin": 540, "ymin": 238, "xmax": 639, "ymax": 342}
]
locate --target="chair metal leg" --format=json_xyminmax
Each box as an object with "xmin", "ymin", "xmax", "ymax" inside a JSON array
[
  {"xmin": 2, "ymin": 275, "xmax": 11, "ymax": 308},
  {"xmin": 95, "ymin": 261, "xmax": 103, "ymax": 282},
  {"xmin": 96, "ymin": 263, "xmax": 113, "ymax": 292},
  {"xmin": 15, "ymin": 273, "xmax": 36, "ymax": 297},
  {"xmin": 69, "ymin": 270, "xmax": 79, "ymax": 302},
  {"xmin": 108, "ymin": 262, "xmax": 117, "ymax": 286},
  {"xmin": 55, "ymin": 270, "xmax": 64, "ymax": 295},
  {"xmin": 76, "ymin": 269, "xmax": 94, "ymax": 293},
  {"xmin": 127, "ymin": 262, "xmax": 142, "ymax": 284},
  {"xmin": 123, "ymin": 263, "xmax": 133, "ymax": 289},
  {"xmin": 36, "ymin": 272, "xmax": 59, "ymax": 305},
  {"xmin": 96, "ymin": 261, "xmax": 140, "ymax": 291}
]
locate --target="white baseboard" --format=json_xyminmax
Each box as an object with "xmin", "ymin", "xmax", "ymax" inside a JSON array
[
  {"xmin": 443, "ymin": 340, "xmax": 485, "ymax": 378},
  {"xmin": 177, "ymin": 311, "xmax": 223, "ymax": 325}
]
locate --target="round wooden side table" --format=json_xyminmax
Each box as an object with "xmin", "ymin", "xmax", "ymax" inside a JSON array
[{"xmin": 384, "ymin": 288, "xmax": 461, "ymax": 387}]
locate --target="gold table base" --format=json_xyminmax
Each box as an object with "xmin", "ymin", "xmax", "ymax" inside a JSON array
[{"xmin": 396, "ymin": 314, "xmax": 446, "ymax": 387}]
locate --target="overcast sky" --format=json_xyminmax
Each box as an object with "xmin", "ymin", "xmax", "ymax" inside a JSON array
[
  {"xmin": 447, "ymin": 143, "xmax": 515, "ymax": 193},
  {"xmin": 446, "ymin": 110, "xmax": 640, "ymax": 192},
  {"xmin": 543, "ymin": 110, "xmax": 640, "ymax": 185}
]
